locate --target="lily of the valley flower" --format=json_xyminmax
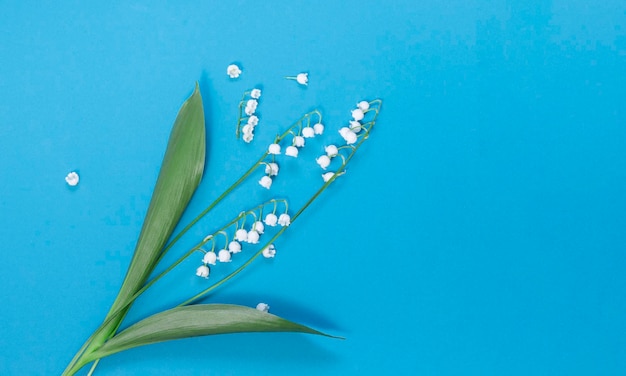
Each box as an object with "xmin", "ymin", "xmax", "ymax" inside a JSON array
[
  {"xmin": 227, "ymin": 64, "xmax": 242, "ymax": 79},
  {"xmin": 285, "ymin": 146, "xmax": 298, "ymax": 157},
  {"xmin": 256, "ymin": 302, "xmax": 270, "ymax": 312},
  {"xmin": 351, "ymin": 108, "xmax": 364, "ymax": 121},
  {"xmin": 247, "ymin": 230, "xmax": 260, "ymax": 244},
  {"xmin": 278, "ymin": 213, "xmax": 291, "ymax": 226},
  {"xmin": 339, "ymin": 127, "xmax": 357, "ymax": 145},
  {"xmin": 202, "ymin": 251, "xmax": 217, "ymax": 265},
  {"xmin": 218, "ymin": 249, "xmax": 232, "ymax": 263},
  {"xmin": 245, "ymin": 99, "xmax": 258, "ymax": 116},
  {"xmin": 349, "ymin": 120, "xmax": 362, "ymax": 133},
  {"xmin": 65, "ymin": 171, "xmax": 79, "ymax": 186},
  {"xmin": 264, "ymin": 213, "xmax": 278, "ymax": 226},
  {"xmin": 357, "ymin": 100, "xmax": 370, "ymax": 111},
  {"xmin": 247, "ymin": 115, "xmax": 259, "ymax": 126},
  {"xmin": 285, "ymin": 72, "xmax": 308, "ymax": 86},
  {"xmin": 262, "ymin": 244, "xmax": 277, "ymax": 258},
  {"xmin": 264, "ymin": 162, "xmax": 279, "ymax": 176},
  {"xmin": 228, "ymin": 241, "xmax": 242, "ymax": 254},
  {"xmin": 242, "ymin": 131, "xmax": 254, "ymax": 143},
  {"xmin": 250, "ymin": 88, "xmax": 262, "ymax": 99},
  {"xmin": 316, "ymin": 155, "xmax": 331, "ymax": 169},
  {"xmin": 313, "ymin": 123, "xmax": 324, "ymax": 135},
  {"xmin": 253, "ymin": 220, "xmax": 265, "ymax": 234},
  {"xmin": 196, "ymin": 265, "xmax": 210, "ymax": 278},
  {"xmin": 235, "ymin": 229, "xmax": 248, "ymax": 242},
  {"xmin": 302, "ymin": 127, "xmax": 315, "ymax": 138},
  {"xmin": 259, "ymin": 175, "xmax": 272, "ymax": 189},
  {"xmin": 325, "ymin": 145, "xmax": 338, "ymax": 157},
  {"xmin": 294, "ymin": 136, "xmax": 305, "ymax": 147},
  {"xmin": 268, "ymin": 143, "xmax": 281, "ymax": 155}
]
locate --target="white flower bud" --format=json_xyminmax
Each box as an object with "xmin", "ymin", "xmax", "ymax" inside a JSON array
[
  {"xmin": 349, "ymin": 120, "xmax": 362, "ymax": 133},
  {"xmin": 227, "ymin": 64, "xmax": 242, "ymax": 79},
  {"xmin": 316, "ymin": 155, "xmax": 331, "ymax": 169},
  {"xmin": 302, "ymin": 127, "xmax": 315, "ymax": 138},
  {"xmin": 247, "ymin": 230, "xmax": 260, "ymax": 244},
  {"xmin": 351, "ymin": 108, "xmax": 364, "ymax": 121},
  {"xmin": 264, "ymin": 162, "xmax": 279, "ymax": 176},
  {"xmin": 357, "ymin": 101, "xmax": 370, "ymax": 111},
  {"xmin": 250, "ymin": 88, "xmax": 262, "ymax": 99},
  {"xmin": 296, "ymin": 73, "xmax": 308, "ymax": 85},
  {"xmin": 268, "ymin": 143, "xmax": 281, "ymax": 155},
  {"xmin": 264, "ymin": 213, "xmax": 278, "ymax": 226},
  {"xmin": 285, "ymin": 146, "xmax": 298, "ymax": 157},
  {"xmin": 218, "ymin": 249, "xmax": 232, "ymax": 262},
  {"xmin": 259, "ymin": 175, "xmax": 272, "ymax": 189},
  {"xmin": 228, "ymin": 241, "xmax": 242, "ymax": 254},
  {"xmin": 252, "ymin": 221, "xmax": 265, "ymax": 234},
  {"xmin": 322, "ymin": 172, "xmax": 335, "ymax": 182},
  {"xmin": 65, "ymin": 171, "xmax": 79, "ymax": 186},
  {"xmin": 325, "ymin": 145, "xmax": 339, "ymax": 157},
  {"xmin": 294, "ymin": 136, "xmax": 305, "ymax": 147},
  {"xmin": 202, "ymin": 252, "xmax": 217, "ymax": 265},
  {"xmin": 278, "ymin": 213, "xmax": 291, "ymax": 226},
  {"xmin": 196, "ymin": 265, "xmax": 210, "ymax": 278},
  {"xmin": 256, "ymin": 302, "xmax": 270, "ymax": 312},
  {"xmin": 313, "ymin": 123, "xmax": 324, "ymax": 135},
  {"xmin": 235, "ymin": 229, "xmax": 248, "ymax": 242},
  {"xmin": 247, "ymin": 115, "xmax": 259, "ymax": 126},
  {"xmin": 262, "ymin": 244, "xmax": 276, "ymax": 258}
]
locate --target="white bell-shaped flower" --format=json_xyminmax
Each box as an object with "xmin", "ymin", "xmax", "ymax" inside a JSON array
[
  {"xmin": 247, "ymin": 230, "xmax": 260, "ymax": 244},
  {"xmin": 243, "ymin": 132, "xmax": 254, "ymax": 143},
  {"xmin": 256, "ymin": 302, "xmax": 270, "ymax": 312},
  {"xmin": 202, "ymin": 251, "xmax": 217, "ymax": 265},
  {"xmin": 228, "ymin": 241, "xmax": 242, "ymax": 254},
  {"xmin": 247, "ymin": 115, "xmax": 259, "ymax": 126},
  {"xmin": 339, "ymin": 127, "xmax": 357, "ymax": 145},
  {"xmin": 351, "ymin": 108, "xmax": 364, "ymax": 121},
  {"xmin": 349, "ymin": 120, "xmax": 362, "ymax": 133},
  {"xmin": 218, "ymin": 249, "xmax": 232, "ymax": 262},
  {"xmin": 259, "ymin": 175, "xmax": 272, "ymax": 189},
  {"xmin": 294, "ymin": 136, "xmax": 305, "ymax": 147},
  {"xmin": 227, "ymin": 64, "xmax": 242, "ymax": 79},
  {"xmin": 316, "ymin": 155, "xmax": 331, "ymax": 169},
  {"xmin": 262, "ymin": 244, "xmax": 276, "ymax": 258},
  {"xmin": 252, "ymin": 220, "xmax": 265, "ymax": 234},
  {"xmin": 285, "ymin": 146, "xmax": 298, "ymax": 157},
  {"xmin": 250, "ymin": 88, "xmax": 262, "ymax": 99},
  {"xmin": 235, "ymin": 229, "xmax": 248, "ymax": 242},
  {"xmin": 264, "ymin": 162, "xmax": 279, "ymax": 176},
  {"xmin": 357, "ymin": 101, "xmax": 370, "ymax": 111},
  {"xmin": 296, "ymin": 73, "xmax": 308, "ymax": 85},
  {"xmin": 196, "ymin": 265, "xmax": 210, "ymax": 278},
  {"xmin": 65, "ymin": 171, "xmax": 79, "ymax": 186},
  {"xmin": 322, "ymin": 172, "xmax": 336, "ymax": 182},
  {"xmin": 264, "ymin": 213, "xmax": 278, "ymax": 226},
  {"xmin": 302, "ymin": 127, "xmax": 315, "ymax": 138},
  {"xmin": 325, "ymin": 145, "xmax": 339, "ymax": 157},
  {"xmin": 242, "ymin": 124, "xmax": 254, "ymax": 135},
  {"xmin": 244, "ymin": 99, "xmax": 258, "ymax": 116},
  {"xmin": 268, "ymin": 143, "xmax": 281, "ymax": 155},
  {"xmin": 278, "ymin": 213, "xmax": 291, "ymax": 226},
  {"xmin": 313, "ymin": 123, "xmax": 324, "ymax": 135}
]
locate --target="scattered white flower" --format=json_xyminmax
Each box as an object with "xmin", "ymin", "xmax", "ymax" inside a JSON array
[
  {"xmin": 228, "ymin": 241, "xmax": 242, "ymax": 254},
  {"xmin": 218, "ymin": 249, "xmax": 232, "ymax": 263},
  {"xmin": 285, "ymin": 146, "xmax": 298, "ymax": 157},
  {"xmin": 296, "ymin": 73, "xmax": 308, "ymax": 85},
  {"xmin": 245, "ymin": 99, "xmax": 258, "ymax": 116},
  {"xmin": 259, "ymin": 175, "xmax": 272, "ymax": 189},
  {"xmin": 349, "ymin": 120, "xmax": 362, "ymax": 133},
  {"xmin": 250, "ymin": 88, "xmax": 262, "ymax": 99},
  {"xmin": 247, "ymin": 115, "xmax": 259, "ymax": 126},
  {"xmin": 278, "ymin": 213, "xmax": 291, "ymax": 226},
  {"xmin": 294, "ymin": 136, "xmax": 305, "ymax": 147},
  {"xmin": 316, "ymin": 155, "xmax": 331, "ymax": 169},
  {"xmin": 265, "ymin": 162, "xmax": 279, "ymax": 176},
  {"xmin": 242, "ymin": 132, "xmax": 254, "ymax": 143},
  {"xmin": 351, "ymin": 108, "xmax": 364, "ymax": 121},
  {"xmin": 339, "ymin": 127, "xmax": 357, "ymax": 145},
  {"xmin": 264, "ymin": 213, "xmax": 278, "ymax": 226},
  {"xmin": 322, "ymin": 171, "xmax": 336, "ymax": 182},
  {"xmin": 65, "ymin": 171, "xmax": 79, "ymax": 186},
  {"xmin": 357, "ymin": 101, "xmax": 370, "ymax": 111},
  {"xmin": 313, "ymin": 123, "xmax": 324, "ymax": 135},
  {"xmin": 325, "ymin": 145, "xmax": 339, "ymax": 157},
  {"xmin": 262, "ymin": 244, "xmax": 276, "ymax": 258},
  {"xmin": 196, "ymin": 265, "xmax": 210, "ymax": 278},
  {"xmin": 268, "ymin": 143, "xmax": 281, "ymax": 155},
  {"xmin": 202, "ymin": 252, "xmax": 217, "ymax": 265},
  {"xmin": 302, "ymin": 127, "xmax": 315, "ymax": 138},
  {"xmin": 247, "ymin": 230, "xmax": 260, "ymax": 244},
  {"xmin": 235, "ymin": 229, "xmax": 248, "ymax": 242},
  {"xmin": 256, "ymin": 302, "xmax": 270, "ymax": 312},
  {"xmin": 227, "ymin": 64, "xmax": 242, "ymax": 79},
  {"xmin": 252, "ymin": 220, "xmax": 265, "ymax": 234}
]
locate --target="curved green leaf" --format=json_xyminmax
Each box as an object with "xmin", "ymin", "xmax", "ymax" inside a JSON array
[
  {"xmin": 86, "ymin": 304, "xmax": 337, "ymax": 361},
  {"xmin": 96, "ymin": 84, "xmax": 206, "ymax": 344}
]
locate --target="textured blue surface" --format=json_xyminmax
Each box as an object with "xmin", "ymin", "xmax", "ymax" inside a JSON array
[{"xmin": 1, "ymin": 1, "xmax": 626, "ymax": 375}]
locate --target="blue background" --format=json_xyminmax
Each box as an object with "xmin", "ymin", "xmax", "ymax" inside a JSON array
[{"xmin": 1, "ymin": 1, "xmax": 625, "ymax": 375}]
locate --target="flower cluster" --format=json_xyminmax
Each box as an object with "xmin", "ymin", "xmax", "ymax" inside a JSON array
[
  {"xmin": 236, "ymin": 89, "xmax": 262, "ymax": 143},
  {"xmin": 338, "ymin": 100, "xmax": 373, "ymax": 145},
  {"xmin": 196, "ymin": 201, "xmax": 290, "ymax": 279}
]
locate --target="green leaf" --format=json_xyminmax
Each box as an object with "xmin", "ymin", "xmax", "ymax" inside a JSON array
[
  {"xmin": 86, "ymin": 304, "xmax": 338, "ymax": 361},
  {"xmin": 96, "ymin": 84, "xmax": 206, "ymax": 344}
]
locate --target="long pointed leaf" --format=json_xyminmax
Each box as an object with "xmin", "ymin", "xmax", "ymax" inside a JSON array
[{"xmin": 86, "ymin": 304, "xmax": 337, "ymax": 361}]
